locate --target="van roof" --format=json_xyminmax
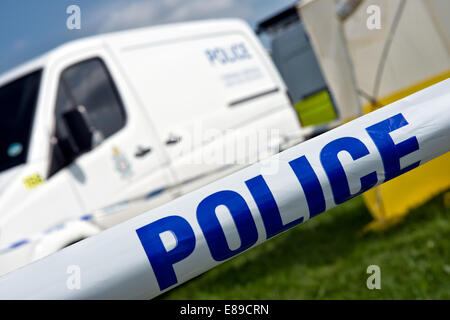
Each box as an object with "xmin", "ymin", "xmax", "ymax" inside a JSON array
[{"xmin": 0, "ymin": 19, "xmax": 249, "ymax": 86}]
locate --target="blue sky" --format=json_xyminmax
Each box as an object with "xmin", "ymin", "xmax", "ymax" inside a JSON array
[{"xmin": 0, "ymin": 0, "xmax": 298, "ymax": 74}]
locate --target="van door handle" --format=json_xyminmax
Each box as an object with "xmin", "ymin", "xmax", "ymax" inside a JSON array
[
  {"xmin": 135, "ymin": 146, "xmax": 152, "ymax": 158},
  {"xmin": 165, "ymin": 134, "xmax": 182, "ymax": 145}
]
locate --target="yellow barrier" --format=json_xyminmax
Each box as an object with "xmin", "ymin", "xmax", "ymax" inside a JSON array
[
  {"xmin": 363, "ymin": 153, "xmax": 450, "ymax": 231},
  {"xmin": 363, "ymin": 70, "xmax": 450, "ymax": 114},
  {"xmin": 363, "ymin": 71, "xmax": 450, "ymax": 230}
]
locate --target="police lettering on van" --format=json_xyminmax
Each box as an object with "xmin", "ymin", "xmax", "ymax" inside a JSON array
[
  {"xmin": 205, "ymin": 43, "xmax": 252, "ymax": 65},
  {"xmin": 136, "ymin": 112, "xmax": 420, "ymax": 291}
]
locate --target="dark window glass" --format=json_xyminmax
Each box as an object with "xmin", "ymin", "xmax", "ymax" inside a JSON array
[
  {"xmin": 59, "ymin": 58, "xmax": 126, "ymax": 138},
  {"xmin": 49, "ymin": 58, "xmax": 125, "ymax": 177},
  {"xmin": 0, "ymin": 70, "xmax": 42, "ymax": 173},
  {"xmin": 48, "ymin": 82, "xmax": 76, "ymax": 176}
]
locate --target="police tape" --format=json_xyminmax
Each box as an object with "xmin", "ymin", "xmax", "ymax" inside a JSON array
[{"xmin": 0, "ymin": 79, "xmax": 449, "ymax": 299}]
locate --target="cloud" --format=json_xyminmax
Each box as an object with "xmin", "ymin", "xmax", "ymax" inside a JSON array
[{"xmin": 87, "ymin": 0, "xmax": 255, "ymax": 33}]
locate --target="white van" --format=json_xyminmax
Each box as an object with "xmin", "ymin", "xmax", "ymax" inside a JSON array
[{"xmin": 0, "ymin": 19, "xmax": 305, "ymax": 275}]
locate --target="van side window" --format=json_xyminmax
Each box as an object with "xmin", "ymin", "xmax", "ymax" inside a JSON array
[
  {"xmin": 49, "ymin": 58, "xmax": 126, "ymax": 177},
  {"xmin": 58, "ymin": 58, "xmax": 126, "ymax": 138}
]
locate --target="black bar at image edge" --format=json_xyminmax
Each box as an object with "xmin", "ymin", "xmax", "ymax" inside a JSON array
[{"xmin": 0, "ymin": 300, "xmax": 446, "ymax": 318}]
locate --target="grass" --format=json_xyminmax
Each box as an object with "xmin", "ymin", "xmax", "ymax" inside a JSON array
[{"xmin": 162, "ymin": 191, "xmax": 450, "ymax": 299}]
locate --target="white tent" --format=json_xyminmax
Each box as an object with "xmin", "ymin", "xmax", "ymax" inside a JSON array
[
  {"xmin": 298, "ymin": 0, "xmax": 450, "ymax": 227},
  {"xmin": 299, "ymin": 0, "xmax": 450, "ymax": 117}
]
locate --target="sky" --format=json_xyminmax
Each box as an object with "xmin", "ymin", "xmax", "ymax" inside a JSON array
[{"xmin": 0, "ymin": 0, "xmax": 298, "ymax": 74}]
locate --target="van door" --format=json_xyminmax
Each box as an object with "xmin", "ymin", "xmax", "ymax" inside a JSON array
[
  {"xmin": 113, "ymin": 28, "xmax": 294, "ymax": 195},
  {"xmin": 47, "ymin": 48, "xmax": 174, "ymax": 218}
]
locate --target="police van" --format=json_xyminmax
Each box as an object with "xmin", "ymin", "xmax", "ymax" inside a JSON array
[{"xmin": 0, "ymin": 19, "xmax": 305, "ymax": 275}]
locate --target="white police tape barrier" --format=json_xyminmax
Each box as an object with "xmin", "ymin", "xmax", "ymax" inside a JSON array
[{"xmin": 0, "ymin": 79, "xmax": 449, "ymax": 299}]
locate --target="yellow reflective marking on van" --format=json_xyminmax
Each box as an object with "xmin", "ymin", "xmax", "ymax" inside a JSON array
[
  {"xmin": 23, "ymin": 173, "xmax": 45, "ymax": 189},
  {"xmin": 294, "ymin": 89, "xmax": 337, "ymax": 127}
]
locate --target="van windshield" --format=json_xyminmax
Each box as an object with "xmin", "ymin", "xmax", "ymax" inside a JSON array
[{"xmin": 0, "ymin": 70, "xmax": 42, "ymax": 173}]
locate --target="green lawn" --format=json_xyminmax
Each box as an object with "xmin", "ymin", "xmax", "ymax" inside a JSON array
[{"xmin": 163, "ymin": 191, "xmax": 450, "ymax": 299}]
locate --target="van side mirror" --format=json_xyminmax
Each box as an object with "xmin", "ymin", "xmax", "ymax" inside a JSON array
[{"xmin": 62, "ymin": 105, "xmax": 98, "ymax": 154}]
